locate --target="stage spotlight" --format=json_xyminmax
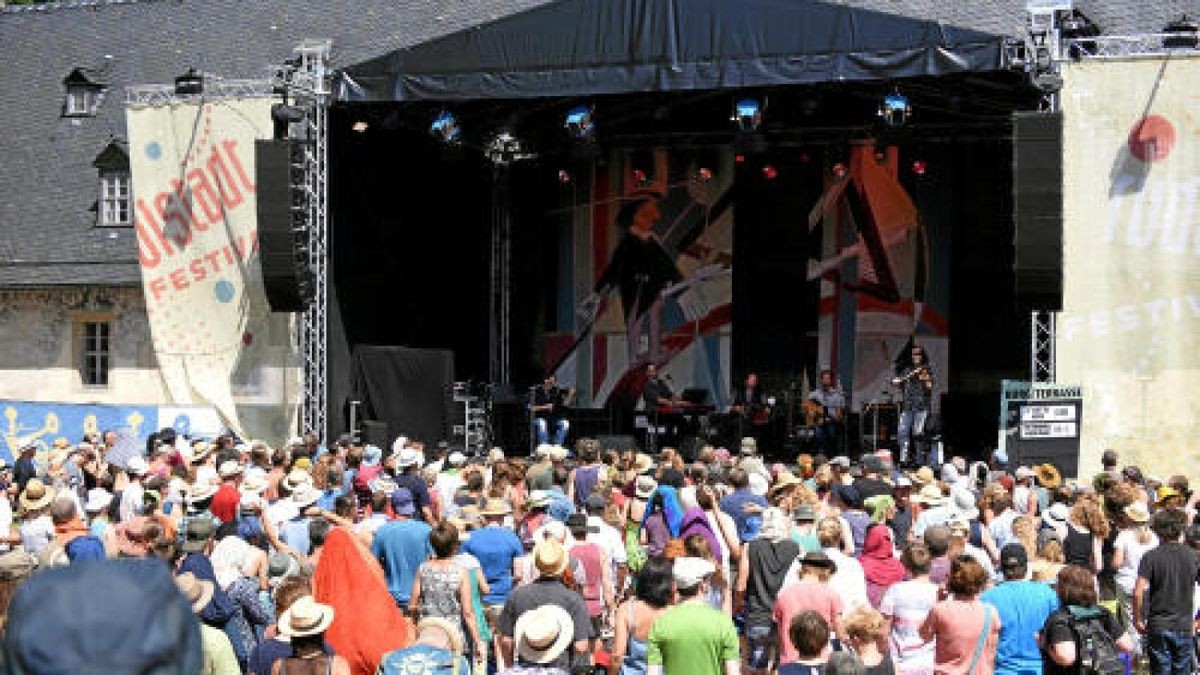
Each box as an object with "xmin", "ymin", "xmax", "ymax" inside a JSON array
[
  {"xmin": 564, "ymin": 105, "xmax": 595, "ymax": 140},
  {"xmin": 351, "ymin": 120, "xmax": 368, "ymax": 133},
  {"xmin": 1163, "ymin": 15, "xmax": 1199, "ymax": 49},
  {"xmin": 734, "ymin": 154, "xmax": 746, "ymax": 164},
  {"xmin": 271, "ymin": 102, "xmax": 306, "ymax": 140},
  {"xmin": 761, "ymin": 165, "xmax": 778, "ymax": 181},
  {"xmin": 430, "ymin": 110, "xmax": 461, "ymax": 144},
  {"xmin": 632, "ymin": 168, "xmax": 648, "ymax": 184},
  {"xmin": 832, "ymin": 162, "xmax": 848, "ymax": 178},
  {"xmin": 878, "ymin": 90, "xmax": 911, "ymax": 128},
  {"xmin": 558, "ymin": 169, "xmax": 572, "ymax": 183},
  {"xmin": 174, "ymin": 68, "xmax": 204, "ymax": 95},
  {"xmin": 911, "ymin": 159, "xmax": 928, "ymax": 176},
  {"xmin": 731, "ymin": 98, "xmax": 763, "ymax": 132},
  {"xmin": 696, "ymin": 167, "xmax": 713, "ymax": 182}
]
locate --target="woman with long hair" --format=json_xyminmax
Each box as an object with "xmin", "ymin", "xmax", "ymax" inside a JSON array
[
  {"xmin": 684, "ymin": 533, "xmax": 732, "ymax": 614},
  {"xmin": 1041, "ymin": 565, "xmax": 1132, "ymax": 673},
  {"xmin": 1109, "ymin": 501, "xmax": 1156, "ymax": 657},
  {"xmin": 312, "ymin": 527, "xmax": 413, "ymax": 674},
  {"xmin": 611, "ymin": 557, "xmax": 674, "ymax": 675},
  {"xmin": 919, "ymin": 556, "xmax": 1001, "ymax": 674},
  {"xmin": 1063, "ymin": 497, "xmax": 1109, "ymax": 572}
]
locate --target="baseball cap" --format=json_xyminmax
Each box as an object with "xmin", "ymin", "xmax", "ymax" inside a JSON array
[
  {"xmin": 1000, "ymin": 543, "xmax": 1028, "ymax": 569},
  {"xmin": 391, "ymin": 487, "xmax": 415, "ymax": 516}
]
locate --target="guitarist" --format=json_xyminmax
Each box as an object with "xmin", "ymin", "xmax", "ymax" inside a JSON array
[{"xmin": 807, "ymin": 369, "xmax": 846, "ymax": 455}]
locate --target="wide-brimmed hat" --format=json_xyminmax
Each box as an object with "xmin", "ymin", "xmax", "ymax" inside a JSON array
[
  {"xmin": 800, "ymin": 550, "xmax": 838, "ymax": 572},
  {"xmin": 175, "ymin": 572, "xmax": 214, "ymax": 613},
  {"xmin": 185, "ymin": 482, "xmax": 217, "ymax": 504},
  {"xmin": 739, "ymin": 437, "xmax": 758, "ymax": 455},
  {"xmin": 240, "ymin": 471, "xmax": 267, "ymax": 494},
  {"xmin": 547, "ymin": 445, "xmax": 568, "ymax": 462},
  {"xmin": 635, "ymin": 475, "xmax": 658, "ymax": 499},
  {"xmin": 480, "ymin": 497, "xmax": 511, "ymax": 517},
  {"xmin": 533, "ymin": 537, "xmax": 569, "ymax": 577},
  {"xmin": 217, "ymin": 460, "xmax": 243, "ymax": 479},
  {"xmin": 291, "ymin": 484, "xmax": 321, "ymax": 509},
  {"xmin": 526, "ymin": 490, "xmax": 551, "ymax": 509},
  {"xmin": 190, "ymin": 441, "xmax": 215, "ymax": 464},
  {"xmin": 1015, "ymin": 466, "xmax": 1035, "ymax": 481},
  {"xmin": 912, "ymin": 484, "xmax": 948, "ymax": 505},
  {"xmin": 181, "ymin": 518, "xmax": 215, "ymax": 553},
  {"xmin": 391, "ymin": 436, "xmax": 409, "ymax": 458},
  {"xmin": 1044, "ymin": 502, "xmax": 1069, "ymax": 525},
  {"xmin": 770, "ymin": 470, "xmax": 802, "ymax": 496},
  {"xmin": 84, "ymin": 487, "xmax": 114, "ymax": 513},
  {"xmin": 395, "ymin": 447, "xmax": 422, "ymax": 468},
  {"xmin": 267, "ymin": 552, "xmax": 301, "ymax": 586},
  {"xmin": 447, "ymin": 451, "xmax": 467, "ymax": 467},
  {"xmin": 912, "ymin": 466, "xmax": 936, "ymax": 485},
  {"xmin": 1036, "ymin": 463, "xmax": 1062, "ymax": 489},
  {"xmin": 632, "ymin": 453, "xmax": 656, "ymax": 474},
  {"xmin": 793, "ymin": 503, "xmax": 817, "ymax": 522},
  {"xmin": 418, "ymin": 617, "xmax": 465, "ymax": 656},
  {"xmin": 19, "ymin": 479, "xmax": 55, "ymax": 512},
  {"xmin": 1155, "ymin": 486, "xmax": 1182, "ymax": 506},
  {"xmin": 952, "ymin": 489, "xmax": 979, "ymax": 520},
  {"xmin": 566, "ymin": 513, "xmax": 598, "ymax": 536},
  {"xmin": 126, "ymin": 456, "xmax": 149, "ymax": 476},
  {"xmin": 1125, "ymin": 501, "xmax": 1151, "ymax": 524},
  {"xmin": 514, "ymin": 604, "xmax": 574, "ymax": 665},
  {"xmin": 278, "ymin": 595, "xmax": 336, "ymax": 638},
  {"xmin": 282, "ymin": 468, "xmax": 313, "ymax": 493}
]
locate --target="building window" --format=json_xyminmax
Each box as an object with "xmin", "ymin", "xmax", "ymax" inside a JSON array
[
  {"xmin": 99, "ymin": 170, "xmax": 131, "ymax": 226},
  {"xmin": 64, "ymin": 86, "xmax": 98, "ymax": 117},
  {"xmin": 81, "ymin": 321, "xmax": 111, "ymax": 387}
]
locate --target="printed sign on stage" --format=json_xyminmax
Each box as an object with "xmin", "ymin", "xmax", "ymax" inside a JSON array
[
  {"xmin": 126, "ymin": 97, "xmax": 299, "ymax": 443},
  {"xmin": 1058, "ymin": 56, "xmax": 1200, "ymax": 478},
  {"xmin": 0, "ymin": 400, "xmax": 156, "ymax": 464}
]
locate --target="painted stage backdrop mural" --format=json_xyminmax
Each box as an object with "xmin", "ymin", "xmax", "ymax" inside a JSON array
[
  {"xmin": 809, "ymin": 142, "xmax": 950, "ymax": 412},
  {"xmin": 546, "ymin": 149, "xmax": 734, "ymax": 409}
]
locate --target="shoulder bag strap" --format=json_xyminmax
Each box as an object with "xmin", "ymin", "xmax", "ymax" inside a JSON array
[{"xmin": 965, "ymin": 604, "xmax": 993, "ymax": 675}]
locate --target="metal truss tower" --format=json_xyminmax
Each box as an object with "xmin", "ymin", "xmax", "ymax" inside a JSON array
[{"xmin": 280, "ymin": 40, "xmax": 332, "ymax": 439}]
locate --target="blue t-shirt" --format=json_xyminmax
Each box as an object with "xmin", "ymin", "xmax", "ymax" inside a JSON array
[
  {"xmin": 372, "ymin": 519, "xmax": 433, "ymax": 605},
  {"xmin": 981, "ymin": 579, "xmax": 1060, "ymax": 675},
  {"xmin": 720, "ymin": 489, "xmax": 768, "ymax": 542},
  {"xmin": 279, "ymin": 516, "xmax": 312, "ymax": 556},
  {"xmin": 394, "ymin": 473, "xmax": 432, "ymax": 521},
  {"xmin": 462, "ymin": 525, "xmax": 524, "ymax": 605}
]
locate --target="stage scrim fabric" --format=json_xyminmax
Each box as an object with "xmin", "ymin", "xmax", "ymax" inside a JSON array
[
  {"xmin": 127, "ymin": 98, "xmax": 298, "ymax": 443},
  {"xmin": 1058, "ymin": 57, "xmax": 1200, "ymax": 478}
]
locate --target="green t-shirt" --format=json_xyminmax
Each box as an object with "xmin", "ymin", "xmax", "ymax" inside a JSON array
[{"xmin": 647, "ymin": 600, "xmax": 739, "ymax": 675}]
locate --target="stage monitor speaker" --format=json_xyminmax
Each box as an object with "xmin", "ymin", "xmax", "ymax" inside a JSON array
[
  {"xmin": 596, "ymin": 435, "xmax": 639, "ymax": 452},
  {"xmin": 256, "ymin": 139, "xmax": 315, "ymax": 312},
  {"xmin": 361, "ymin": 419, "xmax": 390, "ymax": 449},
  {"xmin": 1012, "ymin": 111, "xmax": 1063, "ymax": 311}
]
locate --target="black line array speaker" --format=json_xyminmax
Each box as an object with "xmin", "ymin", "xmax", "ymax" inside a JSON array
[
  {"xmin": 1012, "ymin": 111, "xmax": 1063, "ymax": 311},
  {"xmin": 361, "ymin": 419, "xmax": 390, "ymax": 449},
  {"xmin": 256, "ymin": 139, "xmax": 315, "ymax": 312}
]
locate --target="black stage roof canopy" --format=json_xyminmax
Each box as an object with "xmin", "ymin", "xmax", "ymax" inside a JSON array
[{"xmin": 337, "ymin": 0, "xmax": 1006, "ymax": 103}]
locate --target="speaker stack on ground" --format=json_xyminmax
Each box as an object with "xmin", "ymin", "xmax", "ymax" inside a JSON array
[
  {"xmin": 1012, "ymin": 111, "xmax": 1064, "ymax": 311},
  {"xmin": 256, "ymin": 139, "xmax": 315, "ymax": 312}
]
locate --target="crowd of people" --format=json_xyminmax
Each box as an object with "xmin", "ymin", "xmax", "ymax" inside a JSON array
[{"xmin": 0, "ymin": 431, "xmax": 1197, "ymax": 675}]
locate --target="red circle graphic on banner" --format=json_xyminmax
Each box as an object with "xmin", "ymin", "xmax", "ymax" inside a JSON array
[{"xmin": 1128, "ymin": 115, "xmax": 1175, "ymax": 163}]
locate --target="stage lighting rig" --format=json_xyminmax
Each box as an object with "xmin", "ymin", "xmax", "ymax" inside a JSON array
[
  {"xmin": 271, "ymin": 102, "xmax": 307, "ymax": 140},
  {"xmin": 731, "ymin": 98, "xmax": 764, "ymax": 132},
  {"xmin": 564, "ymin": 105, "xmax": 595, "ymax": 140},
  {"xmin": 1059, "ymin": 9, "xmax": 1100, "ymax": 58},
  {"xmin": 430, "ymin": 110, "xmax": 461, "ymax": 144},
  {"xmin": 485, "ymin": 130, "xmax": 535, "ymax": 166},
  {"xmin": 1164, "ymin": 15, "xmax": 1199, "ymax": 49},
  {"xmin": 878, "ymin": 90, "xmax": 911, "ymax": 128}
]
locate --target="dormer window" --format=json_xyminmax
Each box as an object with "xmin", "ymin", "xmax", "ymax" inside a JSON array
[
  {"xmin": 93, "ymin": 140, "xmax": 131, "ymax": 227},
  {"xmin": 63, "ymin": 68, "xmax": 105, "ymax": 118}
]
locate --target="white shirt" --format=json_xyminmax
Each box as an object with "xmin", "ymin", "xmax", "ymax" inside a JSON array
[
  {"xmin": 587, "ymin": 515, "xmax": 627, "ymax": 566},
  {"xmin": 1114, "ymin": 528, "xmax": 1159, "ymax": 594},
  {"xmin": 20, "ymin": 515, "xmax": 54, "ymax": 555},
  {"xmin": 435, "ymin": 471, "xmax": 464, "ymax": 512},
  {"xmin": 266, "ymin": 499, "xmax": 299, "ymax": 532},
  {"xmin": 119, "ymin": 480, "xmax": 144, "ymax": 523},
  {"xmin": 0, "ymin": 498, "xmax": 11, "ymax": 552},
  {"xmin": 823, "ymin": 546, "xmax": 870, "ymax": 613}
]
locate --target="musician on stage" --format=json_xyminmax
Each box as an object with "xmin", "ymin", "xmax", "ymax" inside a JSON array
[
  {"xmin": 729, "ymin": 372, "xmax": 766, "ymax": 416},
  {"xmin": 641, "ymin": 363, "xmax": 678, "ymax": 409},
  {"xmin": 891, "ymin": 343, "xmax": 934, "ymax": 466},
  {"xmin": 532, "ymin": 374, "xmax": 574, "ymax": 446},
  {"xmin": 807, "ymin": 369, "xmax": 846, "ymax": 454}
]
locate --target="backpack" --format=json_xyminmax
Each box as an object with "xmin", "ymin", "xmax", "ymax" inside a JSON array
[{"xmin": 1067, "ymin": 605, "xmax": 1124, "ymax": 675}]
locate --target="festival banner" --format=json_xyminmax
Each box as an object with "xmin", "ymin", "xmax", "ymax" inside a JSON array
[
  {"xmin": 1058, "ymin": 56, "xmax": 1200, "ymax": 478},
  {"xmin": 126, "ymin": 97, "xmax": 299, "ymax": 443}
]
